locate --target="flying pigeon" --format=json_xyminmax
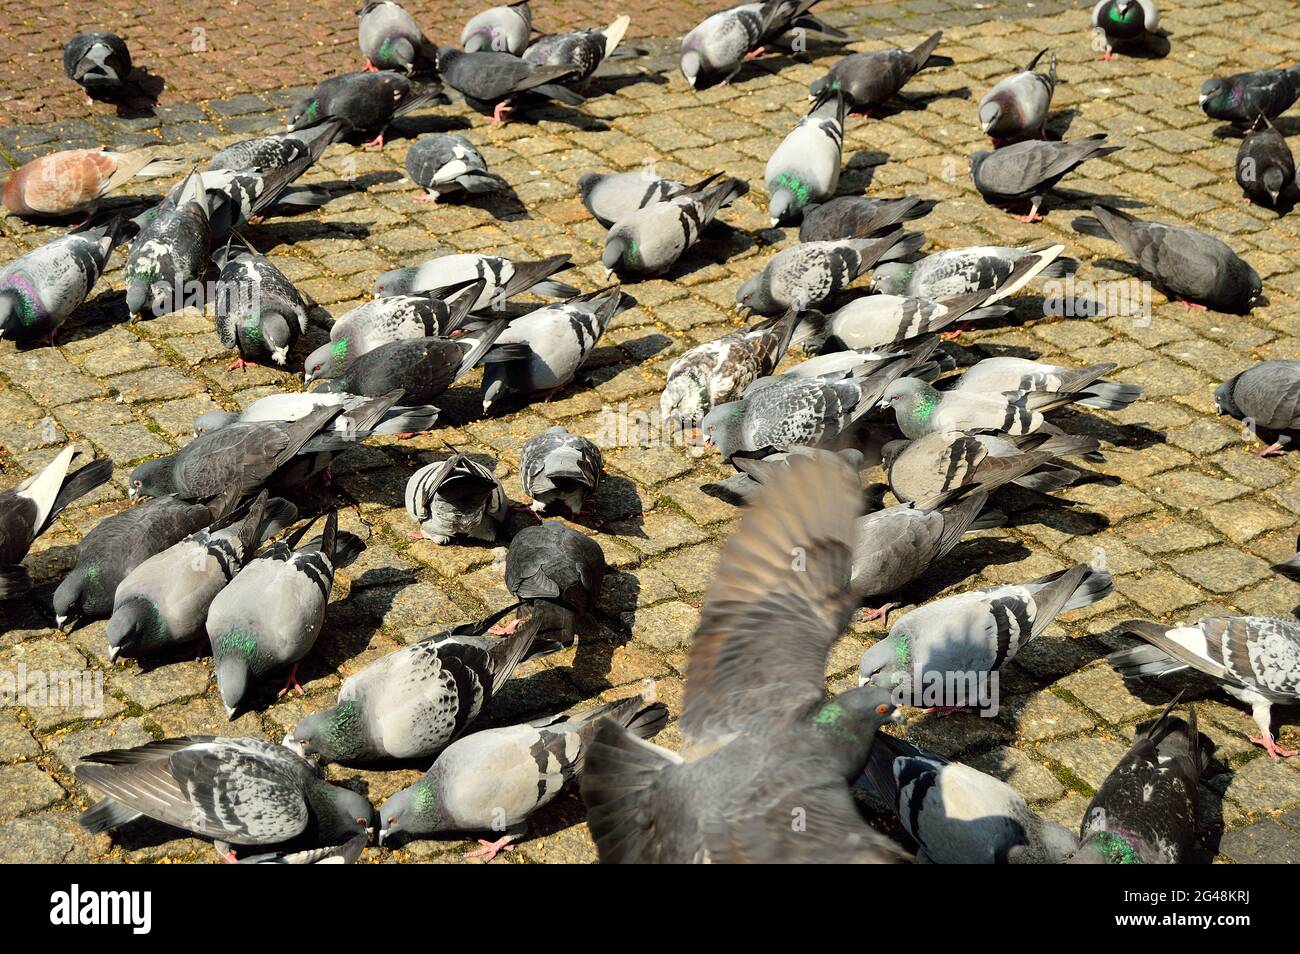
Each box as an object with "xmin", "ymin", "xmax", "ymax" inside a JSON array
[
  {"xmin": 462, "ymin": 0, "xmax": 532, "ymax": 54},
  {"xmin": 578, "ymin": 168, "xmax": 724, "ymax": 228},
  {"xmin": 1091, "ymin": 0, "xmax": 1160, "ymax": 60},
  {"xmin": 681, "ymin": 0, "xmax": 846, "ymax": 89},
  {"xmin": 374, "ymin": 252, "xmax": 577, "ymax": 307},
  {"xmin": 213, "ymin": 239, "xmax": 309, "ymax": 370},
  {"xmin": 1073, "ymin": 204, "xmax": 1262, "ymax": 313},
  {"xmin": 1236, "ymin": 115, "xmax": 1295, "ymax": 209},
  {"xmin": 972, "ymin": 134, "xmax": 1121, "ymax": 223},
  {"xmin": 1110, "ymin": 616, "xmax": 1300, "ymax": 760},
  {"xmin": 1214, "ymin": 360, "xmax": 1300, "ymax": 456},
  {"xmin": 766, "ymin": 87, "xmax": 846, "ymax": 226},
  {"xmin": 879, "ymin": 375, "xmax": 1090, "ymax": 439},
  {"xmin": 871, "ymin": 243, "xmax": 1074, "ymax": 299},
  {"xmin": 380, "ymin": 693, "xmax": 666, "ymax": 860},
  {"xmin": 194, "ymin": 392, "xmax": 440, "ymax": 441},
  {"xmin": 807, "ymin": 31, "xmax": 944, "ymax": 114},
  {"xmin": 523, "ymin": 15, "xmax": 632, "ymax": 87},
  {"xmin": 75, "ymin": 736, "xmax": 373, "ymax": 855},
  {"xmin": 700, "ymin": 445, "xmax": 865, "ymax": 505},
  {"xmin": 504, "ymin": 521, "xmax": 607, "ymax": 647},
  {"xmin": 797, "ymin": 194, "xmax": 933, "ymax": 243},
  {"xmin": 0, "ymin": 446, "xmax": 111, "ymax": 600},
  {"xmin": 952, "ymin": 358, "xmax": 1141, "ymax": 411},
  {"xmin": 405, "ymin": 134, "xmax": 503, "ymax": 202},
  {"xmin": 63, "ymin": 32, "xmax": 132, "ymax": 97},
  {"xmin": 519, "ymin": 426, "xmax": 604, "ymax": 514},
  {"xmin": 357, "ymin": 0, "xmax": 438, "ymax": 73},
  {"xmin": 404, "ymin": 452, "xmax": 508, "ymax": 544},
  {"xmin": 1200, "ymin": 66, "xmax": 1300, "ymax": 126},
  {"xmin": 581, "ymin": 454, "xmax": 911, "ymax": 863},
  {"xmin": 435, "ymin": 46, "xmax": 582, "ymax": 125},
  {"xmin": 286, "ymin": 71, "xmax": 445, "ymax": 148},
  {"xmin": 978, "ymin": 49, "xmax": 1056, "ymax": 143},
  {"xmin": 603, "ymin": 175, "xmax": 749, "ymax": 276},
  {"xmin": 3, "ymin": 149, "xmax": 183, "ymax": 220}
]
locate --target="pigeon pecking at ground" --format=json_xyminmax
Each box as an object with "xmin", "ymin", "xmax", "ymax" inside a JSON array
[
  {"xmin": 797, "ymin": 194, "xmax": 933, "ymax": 243},
  {"xmin": 374, "ymin": 252, "xmax": 577, "ymax": 307},
  {"xmin": 1235, "ymin": 115, "xmax": 1295, "ymax": 209},
  {"xmin": 1091, "ymin": 0, "xmax": 1161, "ymax": 60},
  {"xmin": 977, "ymin": 49, "xmax": 1056, "ymax": 143},
  {"xmin": 603, "ymin": 175, "xmax": 749, "ymax": 276},
  {"xmin": 1200, "ymin": 65, "xmax": 1300, "ymax": 127},
  {"xmin": 63, "ymin": 32, "xmax": 132, "ymax": 98},
  {"xmin": 404, "ymin": 451, "xmax": 509, "ymax": 544},
  {"xmin": 523, "ymin": 15, "xmax": 632, "ymax": 88},
  {"xmin": 193, "ymin": 392, "xmax": 440, "ymax": 441},
  {"xmin": 286, "ymin": 70, "xmax": 446, "ymax": 147},
  {"xmin": 878, "ymin": 374, "xmax": 1092, "ymax": 439},
  {"xmin": 461, "ymin": 0, "xmax": 532, "ymax": 55},
  {"xmin": 519, "ymin": 426, "xmax": 604, "ymax": 514},
  {"xmin": 765, "ymin": 87, "xmax": 846, "ymax": 226},
  {"xmin": 1214, "ymin": 360, "xmax": 1300, "ymax": 456},
  {"xmin": 405, "ymin": 134, "xmax": 504, "ymax": 203},
  {"xmin": 504, "ymin": 521, "xmax": 608, "ymax": 647},
  {"xmin": 579, "ymin": 168, "xmax": 723, "ymax": 228},
  {"xmin": 870, "ymin": 243, "xmax": 1073, "ymax": 299},
  {"xmin": 681, "ymin": 0, "xmax": 845, "ymax": 90},
  {"xmin": 971, "ymin": 133, "xmax": 1121, "ymax": 223},
  {"xmin": 213, "ymin": 238, "xmax": 310, "ymax": 370},
  {"xmin": 436, "ymin": 46, "xmax": 583, "ymax": 125},
  {"xmin": 356, "ymin": 0, "xmax": 438, "ymax": 73},
  {"xmin": 3, "ymin": 148, "xmax": 183, "ymax": 220},
  {"xmin": 808, "ymin": 31, "xmax": 945, "ymax": 115}
]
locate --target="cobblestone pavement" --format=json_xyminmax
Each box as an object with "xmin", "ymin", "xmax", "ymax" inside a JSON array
[{"xmin": 2, "ymin": 0, "xmax": 1300, "ymax": 864}]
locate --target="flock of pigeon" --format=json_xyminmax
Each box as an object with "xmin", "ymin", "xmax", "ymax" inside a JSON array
[{"xmin": 0, "ymin": 0, "xmax": 1298, "ymax": 865}]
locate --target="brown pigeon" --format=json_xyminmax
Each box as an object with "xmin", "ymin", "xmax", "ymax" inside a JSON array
[{"xmin": 3, "ymin": 148, "xmax": 183, "ymax": 219}]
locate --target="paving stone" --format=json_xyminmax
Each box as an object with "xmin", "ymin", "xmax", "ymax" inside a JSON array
[{"xmin": 0, "ymin": 762, "xmax": 65, "ymax": 819}]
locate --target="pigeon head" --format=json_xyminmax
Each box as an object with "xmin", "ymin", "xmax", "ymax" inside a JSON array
[
  {"xmin": 287, "ymin": 701, "xmax": 369, "ymax": 764},
  {"xmin": 124, "ymin": 279, "xmax": 150, "ymax": 319},
  {"xmin": 1212, "ymin": 376, "xmax": 1242, "ymax": 418},
  {"xmin": 304, "ymin": 339, "xmax": 347, "ymax": 384},
  {"xmin": 310, "ymin": 780, "xmax": 375, "ymax": 844},
  {"xmin": 811, "ymin": 685, "xmax": 904, "ymax": 776},
  {"xmin": 699, "ymin": 401, "xmax": 745, "ymax": 459},
  {"xmin": 808, "ymin": 75, "xmax": 829, "ymax": 100},
  {"xmin": 680, "ymin": 50, "xmax": 702, "ymax": 87},
  {"xmin": 255, "ymin": 311, "xmax": 296, "ymax": 366},
  {"xmin": 1261, "ymin": 165, "xmax": 1286, "ymax": 206},
  {"xmin": 660, "ymin": 370, "xmax": 710, "ymax": 431},
  {"xmin": 978, "ymin": 101, "xmax": 1002, "ymax": 134},
  {"xmin": 193, "ymin": 410, "xmax": 239, "ymax": 436},
  {"xmin": 857, "ymin": 631, "xmax": 908, "ymax": 691},
  {"xmin": 878, "ymin": 377, "xmax": 939, "ymax": 437},
  {"xmin": 105, "ymin": 599, "xmax": 163, "ymax": 662},
  {"xmin": 880, "ymin": 438, "xmax": 912, "ymax": 470},
  {"xmin": 768, "ymin": 187, "xmax": 798, "ymax": 228},
  {"xmin": 378, "ymin": 778, "xmax": 444, "ymax": 845},
  {"xmin": 374, "ymin": 267, "xmax": 417, "ymax": 296},
  {"xmin": 213, "ymin": 647, "xmax": 252, "ymax": 719},
  {"xmin": 735, "ymin": 274, "xmax": 775, "ymax": 316},
  {"xmin": 869, "ymin": 261, "xmax": 913, "ymax": 296},
  {"xmin": 52, "ymin": 562, "xmax": 107, "ymax": 632},
  {"xmin": 1065, "ymin": 830, "xmax": 1144, "ymax": 865},
  {"xmin": 128, "ymin": 457, "xmax": 175, "ymax": 500},
  {"xmin": 576, "ymin": 172, "xmax": 601, "ymax": 206},
  {"xmin": 1198, "ymin": 77, "xmax": 1225, "ymax": 111},
  {"xmin": 602, "ymin": 231, "xmax": 640, "ymax": 276},
  {"xmin": 286, "ymin": 95, "xmax": 323, "ymax": 132}
]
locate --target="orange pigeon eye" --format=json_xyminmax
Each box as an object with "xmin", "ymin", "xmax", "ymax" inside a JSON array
[{"xmin": 875, "ymin": 704, "xmax": 889, "ymax": 714}]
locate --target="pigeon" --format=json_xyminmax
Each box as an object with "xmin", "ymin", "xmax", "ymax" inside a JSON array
[
  {"xmin": 194, "ymin": 392, "xmax": 440, "ymax": 440},
  {"xmin": 766, "ymin": 87, "xmax": 846, "ymax": 226},
  {"xmin": 121, "ymin": 172, "xmax": 212, "ymax": 320},
  {"xmin": 871, "ymin": 243, "xmax": 1074, "ymax": 299},
  {"xmin": 1073, "ymin": 204, "xmax": 1262, "ymax": 313},
  {"xmin": 1069, "ymin": 696, "xmax": 1212, "ymax": 863},
  {"xmin": 952, "ymin": 358, "xmax": 1141, "ymax": 411},
  {"xmin": 681, "ymin": 0, "xmax": 846, "ymax": 90},
  {"xmin": 972, "ymin": 134, "xmax": 1121, "ymax": 223},
  {"xmin": 977, "ymin": 49, "xmax": 1056, "ymax": 143},
  {"xmin": 480, "ymin": 288, "xmax": 630, "ymax": 412},
  {"xmin": 519, "ymin": 426, "xmax": 604, "ymax": 514},
  {"xmin": 207, "ymin": 122, "xmax": 344, "ymax": 176},
  {"xmin": 0, "ymin": 446, "xmax": 111, "ymax": 600},
  {"xmin": 1200, "ymin": 66, "xmax": 1300, "ymax": 126},
  {"xmin": 284, "ymin": 603, "xmax": 547, "ymax": 763},
  {"xmin": 75, "ymin": 736, "xmax": 373, "ymax": 854},
  {"xmin": 879, "ymin": 375, "xmax": 1090, "ymax": 440},
  {"xmin": 213, "ymin": 239, "xmax": 310, "ymax": 370},
  {"xmin": 603, "ymin": 175, "xmax": 749, "ymax": 276},
  {"xmin": 1272, "ymin": 535, "xmax": 1300, "ymax": 579},
  {"xmin": 405, "ymin": 134, "xmax": 503, "ymax": 202},
  {"xmin": 3, "ymin": 149, "xmax": 183, "ymax": 220},
  {"xmin": 1091, "ymin": 0, "xmax": 1161, "ymax": 60},
  {"xmin": 859, "ymin": 563, "xmax": 1113, "ymax": 705},
  {"xmin": 523, "ymin": 15, "xmax": 632, "ymax": 87},
  {"xmin": 435, "ymin": 46, "xmax": 583, "ymax": 125},
  {"xmin": 798, "ymin": 194, "xmax": 933, "ymax": 243},
  {"xmin": 237, "ymin": 832, "xmax": 368, "ymax": 864},
  {"xmin": 379, "ymin": 693, "xmax": 667, "ymax": 860},
  {"xmin": 63, "ymin": 32, "xmax": 132, "ymax": 96},
  {"xmin": 208, "ymin": 511, "xmax": 363, "ymax": 718},
  {"xmin": 357, "ymin": 0, "xmax": 438, "ymax": 73},
  {"xmin": 462, "ymin": 0, "xmax": 532, "ymax": 54},
  {"xmin": 1214, "ymin": 360, "xmax": 1300, "ymax": 456},
  {"xmin": 736, "ymin": 229, "xmax": 925, "ymax": 316},
  {"xmin": 286, "ymin": 71, "xmax": 445, "ymax": 148},
  {"xmin": 700, "ymin": 445, "xmax": 865, "ymax": 505},
  {"xmin": 105, "ymin": 492, "xmax": 296, "ymax": 662},
  {"xmin": 581, "ymin": 454, "xmax": 912, "ymax": 863},
  {"xmin": 1110, "ymin": 616, "xmax": 1300, "ymax": 760},
  {"xmin": 504, "ymin": 521, "xmax": 607, "ymax": 646},
  {"xmin": 578, "ymin": 168, "xmax": 725, "ymax": 228},
  {"xmin": 1236, "ymin": 115, "xmax": 1295, "ymax": 209},
  {"xmin": 404, "ymin": 452, "xmax": 508, "ymax": 544},
  {"xmin": 661, "ymin": 307, "xmax": 802, "ymax": 429},
  {"xmin": 0, "ymin": 218, "xmax": 123, "ymax": 345},
  {"xmin": 374, "ymin": 252, "xmax": 577, "ymax": 308},
  {"xmin": 807, "ymin": 31, "xmax": 944, "ymax": 114},
  {"xmin": 52, "ymin": 495, "xmax": 215, "ymax": 631}
]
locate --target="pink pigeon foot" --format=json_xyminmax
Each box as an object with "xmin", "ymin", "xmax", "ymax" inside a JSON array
[
  {"xmin": 1252, "ymin": 441, "xmax": 1287, "ymax": 457},
  {"xmin": 1176, "ymin": 298, "xmax": 1207, "ymax": 310},
  {"xmin": 1250, "ymin": 734, "xmax": 1298, "ymax": 760},
  {"xmin": 464, "ymin": 835, "xmax": 516, "ymax": 862},
  {"xmin": 1012, "ymin": 209, "xmax": 1044, "ymax": 224},
  {"xmin": 860, "ymin": 603, "xmax": 896, "ymax": 625},
  {"xmin": 743, "ymin": 47, "xmax": 766, "ymax": 60},
  {"xmin": 487, "ymin": 617, "xmax": 523, "ymax": 636},
  {"xmin": 394, "ymin": 431, "xmax": 429, "ymax": 439},
  {"xmin": 491, "ymin": 102, "xmax": 513, "ymax": 126},
  {"xmin": 229, "ymin": 356, "xmax": 256, "ymax": 371},
  {"xmin": 407, "ymin": 529, "xmax": 428, "ymax": 540},
  {"xmin": 364, "ymin": 131, "xmax": 386, "ymax": 149},
  {"xmin": 276, "ymin": 663, "xmax": 302, "ymax": 699},
  {"xmin": 414, "ymin": 192, "xmax": 439, "ymax": 203},
  {"xmin": 363, "ymin": 60, "xmax": 379, "ymax": 72},
  {"xmin": 220, "ymin": 849, "xmax": 239, "ymax": 863}
]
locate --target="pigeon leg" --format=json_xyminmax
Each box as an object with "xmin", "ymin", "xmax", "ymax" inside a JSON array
[
  {"xmin": 1012, "ymin": 196, "xmax": 1044, "ymax": 224},
  {"xmin": 414, "ymin": 191, "xmax": 440, "ymax": 204},
  {"xmin": 1249, "ymin": 733, "xmax": 1298, "ymax": 760},
  {"xmin": 229, "ymin": 356, "xmax": 257, "ymax": 371},
  {"xmin": 406, "ymin": 529, "xmax": 429, "ymax": 540},
  {"xmin": 464, "ymin": 834, "xmax": 517, "ymax": 862},
  {"xmin": 743, "ymin": 47, "xmax": 766, "ymax": 60},
  {"xmin": 363, "ymin": 130, "xmax": 387, "ymax": 149},
  {"xmin": 860, "ymin": 603, "xmax": 896, "ymax": 625},
  {"xmin": 1175, "ymin": 297, "xmax": 1207, "ymax": 310},
  {"xmin": 939, "ymin": 324, "xmax": 978, "ymax": 341},
  {"xmin": 487, "ymin": 617, "xmax": 523, "ymax": 636},
  {"xmin": 490, "ymin": 102, "xmax": 513, "ymax": 126},
  {"xmin": 363, "ymin": 60, "xmax": 379, "ymax": 72},
  {"xmin": 215, "ymin": 841, "xmax": 238, "ymax": 863},
  {"xmin": 394, "ymin": 431, "xmax": 429, "ymax": 439},
  {"xmin": 275, "ymin": 663, "xmax": 303, "ymax": 699},
  {"xmin": 1253, "ymin": 441, "xmax": 1286, "ymax": 457}
]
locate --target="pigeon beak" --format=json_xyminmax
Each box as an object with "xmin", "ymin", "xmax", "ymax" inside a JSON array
[
  {"xmin": 858, "ymin": 674, "xmax": 870, "ymax": 687},
  {"xmin": 603, "ymin": 267, "xmax": 614, "ymax": 280},
  {"xmin": 107, "ymin": 645, "xmax": 122, "ymax": 663},
  {"xmin": 1198, "ymin": 94, "xmax": 1208, "ymax": 106},
  {"xmin": 377, "ymin": 828, "xmax": 388, "ymax": 847},
  {"xmin": 687, "ymin": 75, "xmax": 696, "ymax": 88},
  {"xmin": 56, "ymin": 615, "xmax": 70, "ymax": 633},
  {"xmin": 981, "ymin": 120, "xmax": 994, "ymax": 133},
  {"xmin": 889, "ymin": 709, "xmax": 906, "ymax": 725},
  {"xmin": 769, "ymin": 217, "xmax": 780, "ymax": 228},
  {"xmin": 224, "ymin": 705, "xmax": 238, "ymax": 721},
  {"xmin": 1268, "ymin": 189, "xmax": 1280, "ymax": 206}
]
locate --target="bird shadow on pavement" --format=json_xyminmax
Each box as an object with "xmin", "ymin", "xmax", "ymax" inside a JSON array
[
  {"xmin": 252, "ymin": 218, "xmax": 374, "ymax": 253},
  {"xmin": 90, "ymin": 67, "xmax": 165, "ymax": 119},
  {"xmin": 836, "ymin": 150, "xmax": 890, "ymax": 195},
  {"xmin": 1043, "ymin": 107, "xmax": 1081, "ymax": 140},
  {"xmin": 384, "ymin": 113, "xmax": 472, "ymax": 143},
  {"xmin": 588, "ymin": 68, "xmax": 671, "ymax": 97},
  {"xmin": 1046, "ymin": 187, "xmax": 1147, "ymax": 215},
  {"xmin": 871, "ymin": 86, "xmax": 972, "ymax": 119},
  {"xmin": 516, "ymin": 102, "xmax": 611, "ymax": 133},
  {"xmin": 890, "ymin": 537, "xmax": 1032, "ymax": 607},
  {"xmin": 441, "ymin": 183, "xmax": 531, "ymax": 222}
]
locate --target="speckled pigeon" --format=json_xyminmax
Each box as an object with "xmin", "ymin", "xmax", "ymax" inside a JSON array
[
  {"xmin": 213, "ymin": 240, "xmax": 309, "ymax": 370},
  {"xmin": 286, "ymin": 71, "xmax": 445, "ymax": 148},
  {"xmin": 3, "ymin": 149, "xmax": 182, "ymax": 219},
  {"xmin": 880, "ymin": 375, "xmax": 1091, "ymax": 439},
  {"xmin": 953, "ymin": 357, "xmax": 1141, "ymax": 411},
  {"xmin": 194, "ymin": 392, "xmax": 439, "ymax": 440},
  {"xmin": 798, "ymin": 194, "xmax": 932, "ymax": 243},
  {"xmin": 1091, "ymin": 0, "xmax": 1160, "ymax": 60},
  {"xmin": 701, "ymin": 445, "xmax": 865, "ymax": 506},
  {"xmin": 1200, "ymin": 66, "xmax": 1300, "ymax": 126},
  {"xmin": 405, "ymin": 134, "xmax": 502, "ymax": 202},
  {"xmin": 436, "ymin": 46, "xmax": 582, "ymax": 125},
  {"xmin": 978, "ymin": 49, "xmax": 1056, "ymax": 143},
  {"xmin": 404, "ymin": 451, "xmax": 508, "ymax": 544},
  {"xmin": 0, "ymin": 217, "xmax": 122, "ymax": 344},
  {"xmin": 871, "ymin": 243, "xmax": 1073, "ymax": 299},
  {"xmin": 519, "ymin": 426, "xmax": 604, "ymax": 514},
  {"xmin": 1236, "ymin": 116, "xmax": 1295, "ymax": 209},
  {"xmin": 603, "ymin": 175, "xmax": 749, "ymax": 276},
  {"xmin": 807, "ymin": 31, "xmax": 944, "ymax": 114},
  {"xmin": 357, "ymin": 0, "xmax": 437, "ymax": 73},
  {"xmin": 766, "ymin": 87, "xmax": 846, "ymax": 226},
  {"xmin": 523, "ymin": 15, "xmax": 631, "ymax": 86},
  {"xmin": 1214, "ymin": 360, "xmax": 1300, "ymax": 455},
  {"xmin": 579, "ymin": 168, "xmax": 723, "ymax": 228},
  {"xmin": 972, "ymin": 134, "xmax": 1120, "ymax": 222},
  {"xmin": 461, "ymin": 0, "xmax": 532, "ymax": 54},
  {"xmin": 681, "ymin": 0, "xmax": 846, "ymax": 89},
  {"xmin": 505, "ymin": 521, "xmax": 607, "ymax": 647},
  {"xmin": 374, "ymin": 252, "xmax": 577, "ymax": 308},
  {"xmin": 63, "ymin": 32, "xmax": 132, "ymax": 96},
  {"xmin": 206, "ymin": 121, "xmax": 342, "ymax": 214}
]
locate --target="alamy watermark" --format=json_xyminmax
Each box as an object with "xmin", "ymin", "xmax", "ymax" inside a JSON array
[{"xmin": 0, "ymin": 665, "xmax": 104, "ymax": 717}]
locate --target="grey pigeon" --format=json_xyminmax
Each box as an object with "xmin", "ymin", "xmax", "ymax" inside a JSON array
[
  {"xmin": 879, "ymin": 375, "xmax": 1089, "ymax": 439},
  {"xmin": 374, "ymin": 252, "xmax": 577, "ymax": 307},
  {"xmin": 1073, "ymin": 204, "xmax": 1262, "ymax": 312},
  {"xmin": 1110, "ymin": 616, "xmax": 1300, "ymax": 760},
  {"xmin": 194, "ymin": 392, "xmax": 439, "ymax": 440},
  {"xmin": 978, "ymin": 49, "xmax": 1056, "ymax": 143},
  {"xmin": 1236, "ymin": 115, "xmax": 1295, "ymax": 209},
  {"xmin": 859, "ymin": 564, "xmax": 1113, "ymax": 705},
  {"xmin": 209, "ymin": 511, "xmax": 363, "ymax": 718},
  {"xmin": 380, "ymin": 693, "xmax": 666, "ymax": 860},
  {"xmin": 461, "ymin": 0, "xmax": 532, "ymax": 54},
  {"xmin": 284, "ymin": 604, "xmax": 546, "ymax": 763},
  {"xmin": 1091, "ymin": 0, "xmax": 1161, "ymax": 60},
  {"xmin": 581, "ymin": 455, "xmax": 912, "ymax": 863},
  {"xmin": 286, "ymin": 71, "xmax": 446, "ymax": 147},
  {"xmin": 766, "ymin": 87, "xmax": 846, "ymax": 226},
  {"xmin": 1069, "ymin": 697, "xmax": 1212, "ymax": 863},
  {"xmin": 405, "ymin": 134, "xmax": 502, "ymax": 202},
  {"xmin": 519, "ymin": 426, "xmax": 604, "ymax": 514},
  {"xmin": 953, "ymin": 357, "xmax": 1141, "ymax": 411},
  {"xmin": 504, "ymin": 521, "xmax": 607, "ymax": 647},
  {"xmin": 603, "ymin": 176, "xmax": 749, "ymax": 276},
  {"xmin": 206, "ymin": 122, "xmax": 342, "ymax": 216},
  {"xmin": 798, "ymin": 194, "xmax": 933, "ymax": 243},
  {"xmin": 53, "ymin": 494, "xmax": 214, "ymax": 631},
  {"xmin": 63, "ymin": 32, "xmax": 132, "ymax": 96},
  {"xmin": 523, "ymin": 15, "xmax": 631, "ymax": 87},
  {"xmin": 0, "ymin": 446, "xmax": 111, "ymax": 600},
  {"xmin": 0, "ymin": 217, "xmax": 122, "ymax": 344},
  {"xmin": 435, "ymin": 46, "xmax": 582, "ymax": 124},
  {"xmin": 237, "ymin": 832, "xmax": 367, "ymax": 864},
  {"xmin": 972, "ymin": 134, "xmax": 1120, "ymax": 222},
  {"xmin": 681, "ymin": 0, "xmax": 846, "ymax": 89},
  {"xmin": 1201, "ymin": 66, "xmax": 1300, "ymax": 126},
  {"xmin": 807, "ymin": 31, "xmax": 944, "ymax": 113},
  {"xmin": 357, "ymin": 0, "xmax": 437, "ymax": 72},
  {"xmin": 579, "ymin": 168, "xmax": 723, "ymax": 228},
  {"xmin": 1214, "ymin": 360, "xmax": 1300, "ymax": 455},
  {"xmin": 871, "ymin": 243, "xmax": 1073, "ymax": 299},
  {"xmin": 737, "ymin": 229, "xmax": 925, "ymax": 316},
  {"xmin": 105, "ymin": 492, "xmax": 296, "ymax": 662},
  {"xmin": 214, "ymin": 239, "xmax": 309, "ymax": 369},
  {"xmin": 75, "ymin": 736, "xmax": 373, "ymax": 855},
  {"xmin": 480, "ymin": 287, "xmax": 630, "ymax": 411},
  {"xmin": 700, "ymin": 445, "xmax": 865, "ymax": 506},
  {"xmin": 404, "ymin": 452, "xmax": 508, "ymax": 544}
]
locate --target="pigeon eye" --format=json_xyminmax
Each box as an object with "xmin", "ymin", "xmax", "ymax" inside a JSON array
[
  {"xmin": 875, "ymin": 703, "xmax": 889, "ymax": 714},
  {"xmin": 356, "ymin": 817, "xmax": 367, "ymax": 826},
  {"xmin": 387, "ymin": 817, "xmax": 397, "ymax": 825}
]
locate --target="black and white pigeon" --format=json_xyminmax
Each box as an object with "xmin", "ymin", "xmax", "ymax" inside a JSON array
[
  {"xmin": 581, "ymin": 455, "xmax": 912, "ymax": 864},
  {"xmin": 194, "ymin": 392, "xmax": 440, "ymax": 441},
  {"xmin": 578, "ymin": 168, "xmax": 724, "ymax": 228},
  {"xmin": 701, "ymin": 445, "xmax": 865, "ymax": 506},
  {"xmin": 737, "ymin": 230, "xmax": 925, "ymax": 316},
  {"xmin": 461, "ymin": 0, "xmax": 532, "ymax": 54},
  {"xmin": 1068, "ymin": 697, "xmax": 1212, "ymax": 863},
  {"xmin": 1214, "ymin": 360, "xmax": 1300, "ymax": 456},
  {"xmin": 379, "ymin": 693, "xmax": 666, "ymax": 861},
  {"xmin": 75, "ymin": 736, "xmax": 373, "ymax": 856},
  {"xmin": 284, "ymin": 604, "xmax": 546, "ymax": 763},
  {"xmin": 523, "ymin": 15, "xmax": 631, "ymax": 87},
  {"xmin": 1236, "ymin": 115, "xmax": 1295, "ymax": 209},
  {"xmin": 1200, "ymin": 66, "xmax": 1300, "ymax": 126},
  {"xmin": 374, "ymin": 252, "xmax": 577, "ymax": 307},
  {"xmin": 435, "ymin": 46, "xmax": 582, "ymax": 125},
  {"xmin": 405, "ymin": 134, "xmax": 503, "ymax": 202},
  {"xmin": 505, "ymin": 521, "xmax": 607, "ymax": 647},
  {"xmin": 978, "ymin": 49, "xmax": 1056, "ymax": 143},
  {"xmin": 871, "ymin": 243, "xmax": 1073, "ymax": 299},
  {"xmin": 519, "ymin": 426, "xmax": 604, "ymax": 514},
  {"xmin": 52, "ymin": 495, "xmax": 215, "ymax": 631},
  {"xmin": 404, "ymin": 451, "xmax": 508, "ymax": 544},
  {"xmin": 766, "ymin": 87, "xmax": 846, "ymax": 226},
  {"xmin": 0, "ymin": 217, "xmax": 122, "ymax": 345},
  {"xmin": 480, "ymin": 287, "xmax": 629, "ymax": 411},
  {"xmin": 953, "ymin": 357, "xmax": 1141, "ymax": 410},
  {"xmin": 798, "ymin": 194, "xmax": 933, "ymax": 243},
  {"xmin": 603, "ymin": 176, "xmax": 749, "ymax": 276},
  {"xmin": 807, "ymin": 31, "xmax": 945, "ymax": 114},
  {"xmin": 357, "ymin": 0, "xmax": 438, "ymax": 73},
  {"xmin": 681, "ymin": 0, "xmax": 846, "ymax": 90},
  {"xmin": 209, "ymin": 511, "xmax": 363, "ymax": 718},
  {"xmin": 63, "ymin": 33, "xmax": 132, "ymax": 97},
  {"xmin": 1091, "ymin": 0, "xmax": 1161, "ymax": 60},
  {"xmin": 1073, "ymin": 204, "xmax": 1262, "ymax": 313},
  {"xmin": 206, "ymin": 121, "xmax": 342, "ymax": 215},
  {"xmin": 972, "ymin": 134, "xmax": 1120, "ymax": 223},
  {"xmin": 859, "ymin": 564, "xmax": 1113, "ymax": 705},
  {"xmin": 880, "ymin": 375, "xmax": 1090, "ymax": 440},
  {"xmin": 661, "ymin": 307, "xmax": 801, "ymax": 428},
  {"xmin": 0, "ymin": 446, "xmax": 111, "ymax": 600},
  {"xmin": 286, "ymin": 71, "xmax": 446, "ymax": 148},
  {"xmin": 213, "ymin": 239, "xmax": 309, "ymax": 370},
  {"xmin": 106, "ymin": 493, "xmax": 296, "ymax": 662},
  {"xmin": 1110, "ymin": 617, "xmax": 1300, "ymax": 761}
]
